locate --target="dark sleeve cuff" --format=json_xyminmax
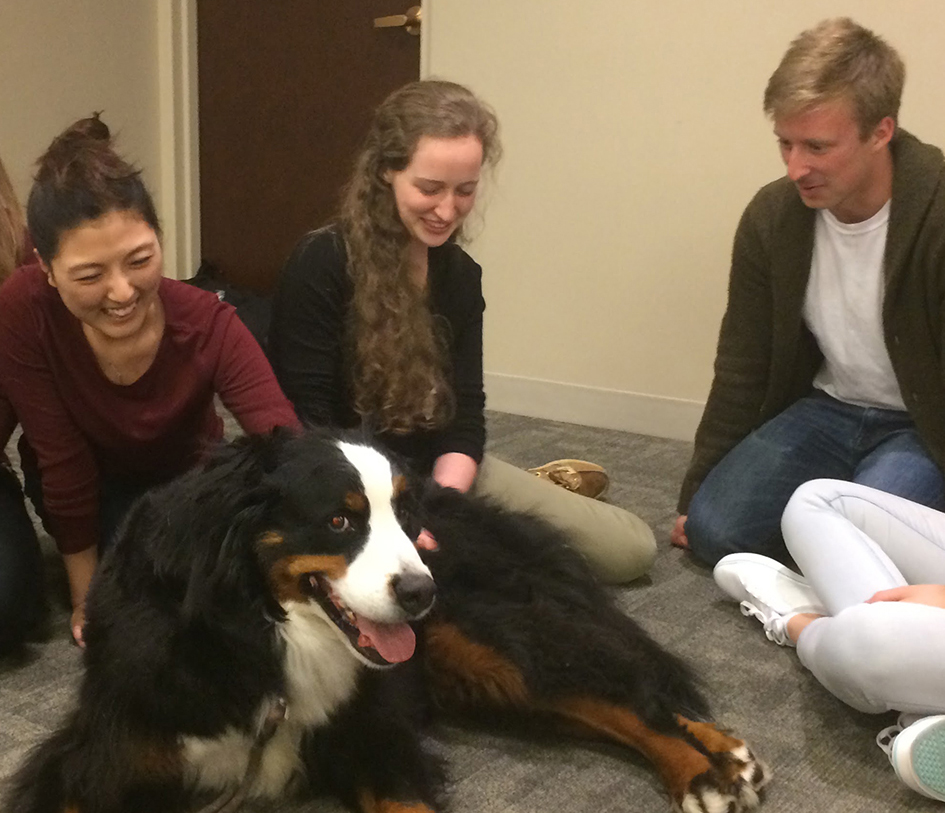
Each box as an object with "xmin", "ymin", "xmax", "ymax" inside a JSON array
[{"xmin": 51, "ymin": 513, "xmax": 99, "ymax": 555}]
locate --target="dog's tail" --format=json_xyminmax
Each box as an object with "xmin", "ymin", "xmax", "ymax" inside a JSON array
[{"xmin": 5, "ymin": 715, "xmax": 83, "ymax": 813}]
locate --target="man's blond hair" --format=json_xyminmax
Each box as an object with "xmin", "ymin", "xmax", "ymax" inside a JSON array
[{"xmin": 764, "ymin": 18, "xmax": 905, "ymax": 138}]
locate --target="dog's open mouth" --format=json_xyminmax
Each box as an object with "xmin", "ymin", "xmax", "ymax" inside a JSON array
[{"xmin": 303, "ymin": 573, "xmax": 416, "ymax": 666}]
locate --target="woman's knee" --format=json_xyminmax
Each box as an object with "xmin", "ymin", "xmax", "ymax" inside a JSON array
[
  {"xmin": 781, "ymin": 479, "xmax": 835, "ymax": 544},
  {"xmin": 782, "ymin": 478, "xmax": 839, "ymax": 516},
  {"xmin": 582, "ymin": 520, "xmax": 656, "ymax": 584}
]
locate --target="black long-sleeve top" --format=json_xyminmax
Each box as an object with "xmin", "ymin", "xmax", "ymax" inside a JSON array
[{"xmin": 269, "ymin": 227, "xmax": 486, "ymax": 474}]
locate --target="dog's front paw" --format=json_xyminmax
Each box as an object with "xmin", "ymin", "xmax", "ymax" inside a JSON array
[{"xmin": 676, "ymin": 740, "xmax": 770, "ymax": 812}]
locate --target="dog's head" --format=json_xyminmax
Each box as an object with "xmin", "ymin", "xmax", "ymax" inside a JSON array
[
  {"xmin": 110, "ymin": 430, "xmax": 435, "ymax": 670},
  {"xmin": 254, "ymin": 432, "xmax": 436, "ymax": 668}
]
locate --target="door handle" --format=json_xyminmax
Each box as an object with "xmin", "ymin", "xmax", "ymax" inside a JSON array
[{"xmin": 373, "ymin": 5, "xmax": 421, "ymax": 36}]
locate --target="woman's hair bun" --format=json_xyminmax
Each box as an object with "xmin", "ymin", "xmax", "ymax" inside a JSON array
[
  {"xmin": 40, "ymin": 112, "xmax": 111, "ymax": 176},
  {"xmin": 64, "ymin": 112, "xmax": 111, "ymax": 143}
]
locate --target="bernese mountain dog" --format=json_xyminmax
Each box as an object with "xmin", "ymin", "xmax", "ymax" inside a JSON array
[{"xmin": 6, "ymin": 430, "xmax": 769, "ymax": 813}]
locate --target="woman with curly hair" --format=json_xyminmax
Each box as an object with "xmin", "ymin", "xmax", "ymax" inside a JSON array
[
  {"xmin": 0, "ymin": 156, "xmax": 29, "ymax": 283},
  {"xmin": 0, "ymin": 116, "xmax": 299, "ymax": 646},
  {"xmin": 270, "ymin": 80, "xmax": 655, "ymax": 582}
]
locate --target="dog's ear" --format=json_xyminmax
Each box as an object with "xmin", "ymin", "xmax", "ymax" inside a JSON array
[
  {"xmin": 181, "ymin": 501, "xmax": 274, "ymax": 619},
  {"xmin": 259, "ymin": 427, "xmax": 296, "ymax": 471},
  {"xmin": 180, "ymin": 440, "xmax": 283, "ymax": 620},
  {"xmin": 221, "ymin": 428, "xmax": 293, "ymax": 474}
]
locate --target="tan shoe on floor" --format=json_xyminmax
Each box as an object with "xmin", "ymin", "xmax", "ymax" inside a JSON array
[{"xmin": 526, "ymin": 459, "xmax": 610, "ymax": 500}]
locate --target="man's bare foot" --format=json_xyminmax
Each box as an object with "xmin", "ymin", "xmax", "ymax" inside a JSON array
[{"xmin": 670, "ymin": 515, "xmax": 690, "ymax": 549}]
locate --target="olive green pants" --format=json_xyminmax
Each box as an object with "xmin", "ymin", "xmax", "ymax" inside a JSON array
[{"xmin": 471, "ymin": 455, "xmax": 656, "ymax": 584}]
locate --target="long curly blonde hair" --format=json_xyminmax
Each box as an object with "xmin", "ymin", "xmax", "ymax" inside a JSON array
[
  {"xmin": 339, "ymin": 80, "xmax": 500, "ymax": 434},
  {"xmin": 0, "ymin": 156, "xmax": 27, "ymax": 283}
]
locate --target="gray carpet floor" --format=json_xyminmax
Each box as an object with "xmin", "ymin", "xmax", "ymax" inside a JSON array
[{"xmin": 0, "ymin": 411, "xmax": 935, "ymax": 812}]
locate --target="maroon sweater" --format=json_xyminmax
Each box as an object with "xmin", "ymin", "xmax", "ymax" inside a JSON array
[{"xmin": 0, "ymin": 264, "xmax": 299, "ymax": 553}]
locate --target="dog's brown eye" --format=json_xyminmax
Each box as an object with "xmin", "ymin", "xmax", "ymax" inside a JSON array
[{"xmin": 329, "ymin": 515, "xmax": 350, "ymax": 532}]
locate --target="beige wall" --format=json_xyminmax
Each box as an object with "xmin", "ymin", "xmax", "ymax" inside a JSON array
[
  {"xmin": 3, "ymin": 4, "xmax": 943, "ymax": 440},
  {"xmin": 425, "ymin": 1, "xmax": 945, "ymax": 439},
  {"xmin": 0, "ymin": 1, "xmax": 162, "ymax": 257}
]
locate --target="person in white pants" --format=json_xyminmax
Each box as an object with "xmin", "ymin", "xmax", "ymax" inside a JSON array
[{"xmin": 713, "ymin": 478, "xmax": 945, "ymax": 803}]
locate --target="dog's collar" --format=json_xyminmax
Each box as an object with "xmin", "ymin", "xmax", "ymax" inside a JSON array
[{"xmin": 193, "ymin": 696, "xmax": 288, "ymax": 813}]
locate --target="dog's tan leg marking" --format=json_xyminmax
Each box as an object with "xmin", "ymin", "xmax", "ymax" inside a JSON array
[
  {"xmin": 423, "ymin": 621, "xmax": 529, "ymax": 707},
  {"xmin": 357, "ymin": 789, "xmax": 435, "ymax": 813},
  {"xmin": 391, "ymin": 475, "xmax": 407, "ymax": 498},
  {"xmin": 550, "ymin": 696, "xmax": 714, "ymax": 804},
  {"xmin": 129, "ymin": 736, "xmax": 183, "ymax": 780},
  {"xmin": 679, "ymin": 717, "xmax": 743, "ymax": 753},
  {"xmin": 59, "ymin": 740, "xmax": 181, "ymax": 813}
]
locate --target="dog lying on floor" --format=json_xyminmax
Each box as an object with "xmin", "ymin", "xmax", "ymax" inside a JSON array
[{"xmin": 7, "ymin": 430, "xmax": 769, "ymax": 813}]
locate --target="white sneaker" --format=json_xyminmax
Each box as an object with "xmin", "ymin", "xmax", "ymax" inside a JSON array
[
  {"xmin": 876, "ymin": 714, "xmax": 945, "ymax": 802},
  {"xmin": 713, "ymin": 553, "xmax": 827, "ymax": 648}
]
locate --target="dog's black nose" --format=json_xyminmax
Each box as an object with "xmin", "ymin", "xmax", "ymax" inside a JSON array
[{"xmin": 391, "ymin": 571, "xmax": 436, "ymax": 616}]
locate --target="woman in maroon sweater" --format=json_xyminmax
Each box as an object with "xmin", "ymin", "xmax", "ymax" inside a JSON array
[{"xmin": 0, "ymin": 116, "xmax": 299, "ymax": 647}]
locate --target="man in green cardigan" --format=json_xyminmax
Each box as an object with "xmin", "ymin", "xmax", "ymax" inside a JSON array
[{"xmin": 673, "ymin": 18, "xmax": 945, "ymax": 565}]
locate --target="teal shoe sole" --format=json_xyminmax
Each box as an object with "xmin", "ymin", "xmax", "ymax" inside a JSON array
[
  {"xmin": 913, "ymin": 726, "xmax": 945, "ymax": 799},
  {"xmin": 894, "ymin": 717, "xmax": 945, "ymax": 802}
]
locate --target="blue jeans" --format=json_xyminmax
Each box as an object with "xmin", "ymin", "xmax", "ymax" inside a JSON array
[{"xmin": 686, "ymin": 392, "xmax": 945, "ymax": 566}]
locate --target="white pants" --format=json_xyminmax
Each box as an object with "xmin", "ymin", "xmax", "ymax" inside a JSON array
[{"xmin": 781, "ymin": 479, "xmax": 945, "ymax": 715}]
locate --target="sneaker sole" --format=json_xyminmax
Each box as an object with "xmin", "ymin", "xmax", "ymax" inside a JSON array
[{"xmin": 893, "ymin": 715, "xmax": 945, "ymax": 801}]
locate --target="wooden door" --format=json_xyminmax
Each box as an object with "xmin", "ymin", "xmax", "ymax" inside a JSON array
[{"xmin": 196, "ymin": 1, "xmax": 421, "ymax": 293}]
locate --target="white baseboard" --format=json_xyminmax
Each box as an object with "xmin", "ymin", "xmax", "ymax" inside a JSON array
[{"xmin": 484, "ymin": 372, "xmax": 704, "ymax": 442}]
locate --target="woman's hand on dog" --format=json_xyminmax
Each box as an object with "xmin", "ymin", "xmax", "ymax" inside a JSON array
[
  {"xmin": 432, "ymin": 452, "xmax": 477, "ymax": 493},
  {"xmin": 63, "ymin": 547, "xmax": 97, "ymax": 647},
  {"xmin": 416, "ymin": 528, "xmax": 438, "ymax": 551},
  {"xmin": 71, "ymin": 603, "xmax": 87, "ymax": 647}
]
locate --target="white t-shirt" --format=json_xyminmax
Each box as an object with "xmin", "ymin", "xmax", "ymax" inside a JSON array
[{"xmin": 803, "ymin": 200, "xmax": 905, "ymax": 410}]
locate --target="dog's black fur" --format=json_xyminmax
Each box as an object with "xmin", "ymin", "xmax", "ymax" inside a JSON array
[{"xmin": 7, "ymin": 430, "xmax": 768, "ymax": 813}]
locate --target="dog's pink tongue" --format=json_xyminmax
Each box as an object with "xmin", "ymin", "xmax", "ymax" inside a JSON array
[{"xmin": 355, "ymin": 617, "xmax": 416, "ymax": 663}]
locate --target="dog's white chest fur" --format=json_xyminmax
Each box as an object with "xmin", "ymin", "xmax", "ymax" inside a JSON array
[{"xmin": 181, "ymin": 601, "xmax": 361, "ymax": 797}]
